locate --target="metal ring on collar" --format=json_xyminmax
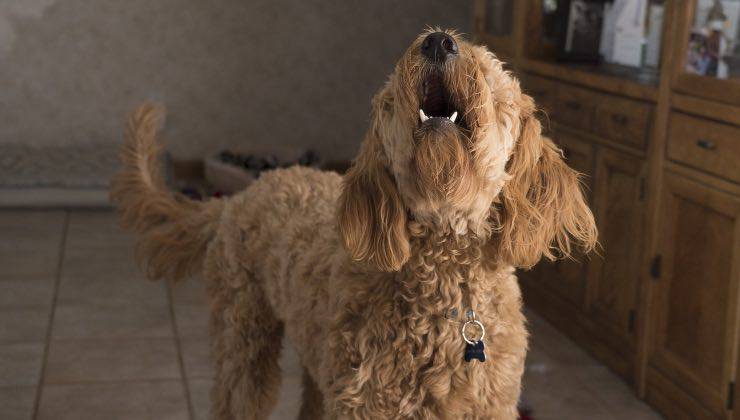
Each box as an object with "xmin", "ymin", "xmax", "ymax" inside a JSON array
[{"xmin": 461, "ymin": 319, "xmax": 485, "ymax": 345}]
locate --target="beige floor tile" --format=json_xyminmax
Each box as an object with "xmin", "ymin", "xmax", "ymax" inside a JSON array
[
  {"xmin": 0, "ymin": 252, "xmax": 60, "ymax": 281},
  {"xmin": 575, "ymin": 365, "xmax": 663, "ymax": 419},
  {"xmin": 0, "ymin": 306, "xmax": 50, "ymax": 342},
  {"xmin": 171, "ymin": 279, "xmax": 209, "ymax": 306},
  {"xmin": 0, "ymin": 386, "xmax": 37, "ymax": 420},
  {"xmin": 0, "ymin": 211, "xmax": 66, "ymax": 245},
  {"xmin": 0, "ymin": 211, "xmax": 65, "ymax": 281},
  {"xmin": 56, "ymin": 268, "xmax": 167, "ymax": 307},
  {"xmin": 280, "ymin": 340, "xmax": 303, "ymax": 376},
  {"xmin": 64, "ymin": 211, "xmax": 137, "ymax": 254},
  {"xmin": 522, "ymin": 311, "xmax": 662, "ymax": 420},
  {"xmin": 45, "ymin": 337, "xmax": 180, "ymax": 384},
  {"xmin": 0, "ymin": 240, "xmax": 62, "ymax": 281},
  {"xmin": 60, "ymin": 249, "xmax": 141, "ymax": 277},
  {"xmin": 52, "ymin": 302, "xmax": 173, "ymax": 339},
  {"xmin": 270, "ymin": 373, "xmax": 302, "ymax": 420},
  {"xmin": 0, "ymin": 343, "xmax": 44, "ymax": 386},
  {"xmin": 528, "ymin": 323, "xmax": 599, "ymax": 367},
  {"xmin": 0, "ymin": 278, "xmax": 55, "ymax": 307},
  {"xmin": 38, "ymin": 380, "xmax": 189, "ymax": 420},
  {"xmin": 65, "ymin": 210, "xmax": 128, "ymax": 239},
  {"xmin": 523, "ymin": 365, "xmax": 618, "ymax": 420},
  {"xmin": 0, "ymin": 210, "xmax": 66, "ymax": 229},
  {"xmin": 180, "ymin": 337, "xmax": 214, "ymax": 379},
  {"xmin": 188, "ymin": 378, "xmax": 212, "ymax": 420},
  {"xmin": 174, "ymin": 302, "xmax": 210, "ymax": 338}
]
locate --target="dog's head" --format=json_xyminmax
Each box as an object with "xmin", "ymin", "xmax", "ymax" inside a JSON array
[{"xmin": 338, "ymin": 29, "xmax": 597, "ymax": 271}]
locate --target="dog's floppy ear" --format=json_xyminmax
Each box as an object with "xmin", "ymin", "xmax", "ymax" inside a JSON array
[
  {"xmin": 338, "ymin": 94, "xmax": 410, "ymax": 272},
  {"xmin": 492, "ymin": 95, "xmax": 597, "ymax": 268}
]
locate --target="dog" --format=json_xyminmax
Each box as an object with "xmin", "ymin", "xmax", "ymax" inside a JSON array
[{"xmin": 111, "ymin": 29, "xmax": 597, "ymax": 420}]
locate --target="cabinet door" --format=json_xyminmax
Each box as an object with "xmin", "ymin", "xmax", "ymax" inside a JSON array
[
  {"xmin": 587, "ymin": 148, "xmax": 645, "ymax": 347},
  {"xmin": 473, "ymin": 0, "xmax": 516, "ymax": 58},
  {"xmin": 537, "ymin": 134, "xmax": 595, "ymax": 308},
  {"xmin": 649, "ymin": 172, "xmax": 740, "ymax": 418}
]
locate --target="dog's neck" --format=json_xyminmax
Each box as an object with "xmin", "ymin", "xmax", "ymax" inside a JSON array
[{"xmin": 398, "ymin": 221, "xmax": 497, "ymax": 316}]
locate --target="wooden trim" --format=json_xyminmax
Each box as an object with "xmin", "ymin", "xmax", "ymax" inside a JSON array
[
  {"xmin": 635, "ymin": 0, "xmax": 681, "ymax": 399},
  {"xmin": 674, "ymin": 74, "xmax": 740, "ymax": 107},
  {"xmin": 553, "ymin": 124, "xmax": 647, "ymax": 159},
  {"xmin": 671, "ymin": 94, "xmax": 740, "ymax": 127},
  {"xmin": 520, "ymin": 59, "xmax": 659, "ymax": 101},
  {"xmin": 664, "ymin": 161, "xmax": 740, "ymax": 198}
]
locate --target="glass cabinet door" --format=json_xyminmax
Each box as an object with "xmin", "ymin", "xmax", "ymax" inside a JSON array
[
  {"xmin": 675, "ymin": 0, "xmax": 740, "ymax": 104},
  {"xmin": 475, "ymin": 0, "xmax": 517, "ymax": 57}
]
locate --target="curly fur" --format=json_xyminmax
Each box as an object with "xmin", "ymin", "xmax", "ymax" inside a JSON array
[{"xmin": 111, "ymin": 29, "xmax": 597, "ymax": 419}]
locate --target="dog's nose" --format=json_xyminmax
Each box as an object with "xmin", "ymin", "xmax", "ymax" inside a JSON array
[{"xmin": 421, "ymin": 32, "xmax": 458, "ymax": 63}]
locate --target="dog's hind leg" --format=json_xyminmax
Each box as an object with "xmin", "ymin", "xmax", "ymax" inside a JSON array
[
  {"xmin": 297, "ymin": 369, "xmax": 324, "ymax": 420},
  {"xmin": 208, "ymin": 263, "xmax": 283, "ymax": 420}
]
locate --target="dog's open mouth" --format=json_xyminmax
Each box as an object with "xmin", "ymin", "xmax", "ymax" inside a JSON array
[{"xmin": 419, "ymin": 71, "xmax": 464, "ymax": 129}]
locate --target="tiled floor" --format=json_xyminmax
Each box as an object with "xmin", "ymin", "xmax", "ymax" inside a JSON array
[{"xmin": 0, "ymin": 210, "xmax": 663, "ymax": 420}]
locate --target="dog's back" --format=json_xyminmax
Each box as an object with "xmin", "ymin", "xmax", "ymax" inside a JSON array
[{"xmin": 110, "ymin": 103, "xmax": 345, "ymax": 289}]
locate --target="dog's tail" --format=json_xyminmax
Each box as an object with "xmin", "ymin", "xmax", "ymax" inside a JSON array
[{"xmin": 110, "ymin": 103, "xmax": 224, "ymax": 282}]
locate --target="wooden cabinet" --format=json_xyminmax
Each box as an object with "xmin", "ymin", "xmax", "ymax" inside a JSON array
[
  {"xmin": 476, "ymin": 1, "xmax": 740, "ymax": 418},
  {"xmin": 540, "ymin": 135, "xmax": 595, "ymax": 309},
  {"xmin": 647, "ymin": 172, "xmax": 740, "ymax": 419},
  {"xmin": 586, "ymin": 148, "xmax": 646, "ymax": 376}
]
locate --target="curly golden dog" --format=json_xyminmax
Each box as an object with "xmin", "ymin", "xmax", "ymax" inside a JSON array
[{"xmin": 111, "ymin": 29, "xmax": 597, "ymax": 419}]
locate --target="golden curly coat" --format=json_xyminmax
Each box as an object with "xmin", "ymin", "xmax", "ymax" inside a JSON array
[{"xmin": 111, "ymin": 29, "xmax": 597, "ymax": 420}]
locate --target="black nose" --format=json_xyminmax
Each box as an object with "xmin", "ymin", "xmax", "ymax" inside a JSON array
[{"xmin": 421, "ymin": 32, "xmax": 458, "ymax": 63}]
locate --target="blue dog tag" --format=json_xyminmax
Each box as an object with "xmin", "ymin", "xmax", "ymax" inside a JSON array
[{"xmin": 464, "ymin": 340, "xmax": 486, "ymax": 362}]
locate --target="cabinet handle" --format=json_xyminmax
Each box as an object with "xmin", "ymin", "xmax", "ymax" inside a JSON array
[
  {"xmin": 611, "ymin": 114, "xmax": 628, "ymax": 125},
  {"xmin": 696, "ymin": 139, "xmax": 717, "ymax": 150}
]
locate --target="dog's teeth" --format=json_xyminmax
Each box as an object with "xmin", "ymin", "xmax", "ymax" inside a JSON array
[
  {"xmin": 419, "ymin": 109, "xmax": 429, "ymax": 122},
  {"xmin": 449, "ymin": 111, "xmax": 458, "ymax": 123}
]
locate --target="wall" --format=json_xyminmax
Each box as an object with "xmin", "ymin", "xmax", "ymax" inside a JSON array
[{"xmin": 0, "ymin": 0, "xmax": 471, "ymax": 187}]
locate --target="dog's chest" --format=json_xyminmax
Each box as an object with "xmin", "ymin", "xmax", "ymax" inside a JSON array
[{"xmin": 329, "ymin": 233, "xmax": 504, "ymax": 417}]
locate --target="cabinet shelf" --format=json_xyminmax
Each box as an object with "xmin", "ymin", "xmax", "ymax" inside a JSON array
[{"xmin": 520, "ymin": 59, "xmax": 659, "ymax": 102}]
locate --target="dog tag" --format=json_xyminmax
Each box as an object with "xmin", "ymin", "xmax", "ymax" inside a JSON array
[
  {"xmin": 461, "ymin": 316, "xmax": 486, "ymax": 363},
  {"xmin": 464, "ymin": 340, "xmax": 486, "ymax": 363}
]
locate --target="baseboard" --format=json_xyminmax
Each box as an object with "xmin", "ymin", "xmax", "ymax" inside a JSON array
[{"xmin": 0, "ymin": 187, "xmax": 111, "ymax": 208}]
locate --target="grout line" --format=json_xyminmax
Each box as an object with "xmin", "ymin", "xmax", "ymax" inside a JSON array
[
  {"xmin": 166, "ymin": 283, "xmax": 196, "ymax": 420},
  {"xmin": 39, "ymin": 377, "xmax": 190, "ymax": 387},
  {"xmin": 31, "ymin": 210, "xmax": 70, "ymax": 420}
]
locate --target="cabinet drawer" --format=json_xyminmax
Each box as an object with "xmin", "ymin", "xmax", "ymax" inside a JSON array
[
  {"xmin": 667, "ymin": 112, "xmax": 740, "ymax": 184},
  {"xmin": 522, "ymin": 74, "xmax": 557, "ymax": 116},
  {"xmin": 554, "ymin": 85, "xmax": 595, "ymax": 132},
  {"xmin": 595, "ymin": 95, "xmax": 652, "ymax": 151}
]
